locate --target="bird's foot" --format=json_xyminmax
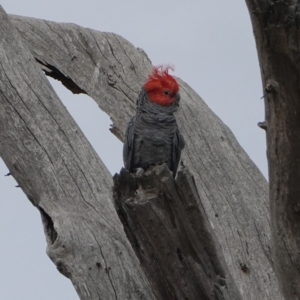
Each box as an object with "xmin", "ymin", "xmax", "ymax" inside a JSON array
[{"xmin": 135, "ymin": 168, "xmax": 145, "ymax": 177}]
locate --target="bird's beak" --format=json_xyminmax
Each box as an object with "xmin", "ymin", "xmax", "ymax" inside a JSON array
[{"xmin": 174, "ymin": 92, "xmax": 180, "ymax": 107}]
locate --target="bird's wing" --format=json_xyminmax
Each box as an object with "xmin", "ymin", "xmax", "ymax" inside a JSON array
[
  {"xmin": 123, "ymin": 117, "xmax": 135, "ymax": 172},
  {"xmin": 172, "ymin": 127, "xmax": 185, "ymax": 177}
]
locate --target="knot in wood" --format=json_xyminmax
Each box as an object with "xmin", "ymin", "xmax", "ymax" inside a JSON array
[
  {"xmin": 265, "ymin": 79, "xmax": 279, "ymax": 94},
  {"xmin": 107, "ymin": 73, "xmax": 116, "ymax": 86}
]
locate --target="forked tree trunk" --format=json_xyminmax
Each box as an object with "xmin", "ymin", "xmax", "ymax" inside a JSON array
[
  {"xmin": 245, "ymin": 1, "xmax": 300, "ymax": 299},
  {"xmin": 0, "ymin": 7, "xmax": 155, "ymax": 300},
  {"xmin": 0, "ymin": 3, "xmax": 291, "ymax": 299}
]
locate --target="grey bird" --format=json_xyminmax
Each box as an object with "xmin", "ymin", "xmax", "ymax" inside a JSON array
[{"xmin": 123, "ymin": 66, "xmax": 185, "ymax": 178}]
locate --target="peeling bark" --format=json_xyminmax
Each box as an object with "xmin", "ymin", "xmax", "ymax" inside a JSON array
[{"xmin": 245, "ymin": 1, "xmax": 300, "ymax": 299}]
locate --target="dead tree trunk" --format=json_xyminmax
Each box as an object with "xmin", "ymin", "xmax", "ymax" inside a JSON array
[
  {"xmin": 113, "ymin": 165, "xmax": 241, "ymax": 300},
  {"xmin": 0, "ymin": 6, "xmax": 155, "ymax": 300},
  {"xmin": 0, "ymin": 4, "xmax": 288, "ymax": 300},
  {"xmin": 245, "ymin": 1, "xmax": 300, "ymax": 299}
]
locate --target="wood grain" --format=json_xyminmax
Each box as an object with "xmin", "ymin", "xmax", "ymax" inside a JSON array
[
  {"xmin": 114, "ymin": 164, "xmax": 242, "ymax": 300},
  {"xmin": 245, "ymin": 0, "xmax": 300, "ymax": 298},
  {"xmin": 0, "ymin": 8, "xmax": 286, "ymax": 299},
  {"xmin": 0, "ymin": 7, "xmax": 155, "ymax": 300}
]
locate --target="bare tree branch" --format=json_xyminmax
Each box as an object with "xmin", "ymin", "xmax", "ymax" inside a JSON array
[
  {"xmin": 0, "ymin": 6, "xmax": 155, "ymax": 300},
  {"xmin": 8, "ymin": 13, "xmax": 284, "ymax": 299},
  {"xmin": 11, "ymin": 13, "xmax": 152, "ymax": 141},
  {"xmin": 245, "ymin": 0, "xmax": 300, "ymax": 298}
]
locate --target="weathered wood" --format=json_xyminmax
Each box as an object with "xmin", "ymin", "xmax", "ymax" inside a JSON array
[
  {"xmin": 0, "ymin": 6, "xmax": 155, "ymax": 300},
  {"xmin": 11, "ymin": 13, "xmax": 152, "ymax": 141},
  {"xmin": 245, "ymin": 1, "xmax": 300, "ymax": 299},
  {"xmin": 114, "ymin": 164, "xmax": 241, "ymax": 300},
  {"xmin": 9, "ymin": 14, "xmax": 284, "ymax": 299}
]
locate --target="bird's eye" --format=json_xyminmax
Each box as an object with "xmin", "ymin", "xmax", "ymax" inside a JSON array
[{"xmin": 163, "ymin": 90, "xmax": 170, "ymax": 96}]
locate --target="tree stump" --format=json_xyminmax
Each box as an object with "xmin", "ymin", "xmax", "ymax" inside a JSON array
[{"xmin": 114, "ymin": 164, "xmax": 241, "ymax": 300}]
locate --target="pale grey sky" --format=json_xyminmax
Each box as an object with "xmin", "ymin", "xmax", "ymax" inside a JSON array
[{"xmin": 0, "ymin": 1, "xmax": 266, "ymax": 299}]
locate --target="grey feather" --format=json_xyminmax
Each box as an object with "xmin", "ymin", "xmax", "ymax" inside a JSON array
[{"xmin": 123, "ymin": 89, "xmax": 185, "ymax": 177}]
